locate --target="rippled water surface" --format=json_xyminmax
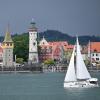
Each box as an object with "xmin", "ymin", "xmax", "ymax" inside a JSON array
[{"xmin": 0, "ymin": 72, "xmax": 100, "ymax": 100}]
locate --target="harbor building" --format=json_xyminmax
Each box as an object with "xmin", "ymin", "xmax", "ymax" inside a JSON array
[
  {"xmin": 88, "ymin": 42, "xmax": 100, "ymax": 62},
  {"xmin": 39, "ymin": 37, "xmax": 74, "ymax": 62}
]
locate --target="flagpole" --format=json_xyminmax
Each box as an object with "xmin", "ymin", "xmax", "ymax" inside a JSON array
[{"xmin": 89, "ymin": 41, "xmax": 92, "ymax": 70}]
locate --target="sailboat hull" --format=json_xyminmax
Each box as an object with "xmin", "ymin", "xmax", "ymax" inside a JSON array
[{"xmin": 64, "ymin": 80, "xmax": 99, "ymax": 88}]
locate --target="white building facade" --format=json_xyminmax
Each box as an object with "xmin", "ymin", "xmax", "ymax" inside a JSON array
[
  {"xmin": 28, "ymin": 21, "xmax": 38, "ymax": 64},
  {"xmin": 91, "ymin": 53, "xmax": 100, "ymax": 62}
]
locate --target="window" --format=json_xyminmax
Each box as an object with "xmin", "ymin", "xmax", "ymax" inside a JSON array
[
  {"xmin": 49, "ymin": 47, "xmax": 52, "ymax": 53},
  {"xmin": 96, "ymin": 53, "xmax": 98, "ymax": 56},
  {"xmin": 6, "ymin": 43, "xmax": 9, "ymax": 46},
  {"xmin": 94, "ymin": 49, "xmax": 97, "ymax": 52},
  {"xmin": 96, "ymin": 58, "xmax": 99, "ymax": 61},
  {"xmin": 43, "ymin": 42, "xmax": 45, "ymax": 45},
  {"xmin": 10, "ymin": 43, "xmax": 12, "ymax": 46}
]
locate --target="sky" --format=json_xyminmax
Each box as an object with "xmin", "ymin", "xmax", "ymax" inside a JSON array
[{"xmin": 0, "ymin": 0, "xmax": 100, "ymax": 36}]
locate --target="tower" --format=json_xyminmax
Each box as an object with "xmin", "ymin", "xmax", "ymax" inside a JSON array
[
  {"xmin": 28, "ymin": 20, "xmax": 38, "ymax": 63},
  {"xmin": 2, "ymin": 27, "xmax": 14, "ymax": 67},
  {"xmin": 39, "ymin": 36, "xmax": 49, "ymax": 46}
]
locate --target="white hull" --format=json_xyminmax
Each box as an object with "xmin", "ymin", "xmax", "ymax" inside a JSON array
[{"xmin": 64, "ymin": 81, "xmax": 99, "ymax": 88}]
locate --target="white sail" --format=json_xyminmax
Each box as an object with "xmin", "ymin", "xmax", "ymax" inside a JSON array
[
  {"xmin": 64, "ymin": 46, "xmax": 77, "ymax": 82},
  {"xmin": 76, "ymin": 37, "xmax": 91, "ymax": 79}
]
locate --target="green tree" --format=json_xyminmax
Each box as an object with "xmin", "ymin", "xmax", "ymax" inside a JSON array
[
  {"xmin": 16, "ymin": 58, "xmax": 24, "ymax": 64},
  {"xmin": 13, "ymin": 33, "xmax": 29, "ymax": 61},
  {"xmin": 44, "ymin": 59, "xmax": 55, "ymax": 65}
]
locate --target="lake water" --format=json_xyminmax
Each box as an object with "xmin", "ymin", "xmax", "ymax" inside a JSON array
[{"xmin": 0, "ymin": 72, "xmax": 100, "ymax": 100}]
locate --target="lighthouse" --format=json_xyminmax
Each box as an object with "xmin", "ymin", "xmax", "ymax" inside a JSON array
[{"xmin": 28, "ymin": 20, "xmax": 38, "ymax": 64}]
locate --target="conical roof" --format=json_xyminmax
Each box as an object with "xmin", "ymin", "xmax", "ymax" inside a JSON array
[{"xmin": 3, "ymin": 27, "xmax": 13, "ymax": 42}]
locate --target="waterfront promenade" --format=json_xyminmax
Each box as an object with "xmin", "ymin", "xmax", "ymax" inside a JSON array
[{"xmin": 0, "ymin": 64, "xmax": 100, "ymax": 73}]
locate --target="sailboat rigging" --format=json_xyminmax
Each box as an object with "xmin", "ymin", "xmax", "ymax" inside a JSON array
[{"xmin": 64, "ymin": 37, "xmax": 98, "ymax": 88}]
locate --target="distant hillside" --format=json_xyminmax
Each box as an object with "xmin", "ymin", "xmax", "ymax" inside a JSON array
[
  {"xmin": 39, "ymin": 30, "xmax": 100, "ymax": 45},
  {"xmin": 0, "ymin": 30, "xmax": 100, "ymax": 45},
  {"xmin": 0, "ymin": 30, "xmax": 100, "ymax": 61},
  {"xmin": 39, "ymin": 30, "xmax": 72, "ymax": 41}
]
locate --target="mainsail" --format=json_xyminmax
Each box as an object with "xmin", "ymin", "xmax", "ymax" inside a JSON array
[
  {"xmin": 64, "ymin": 46, "xmax": 77, "ymax": 82},
  {"xmin": 76, "ymin": 37, "xmax": 91, "ymax": 79}
]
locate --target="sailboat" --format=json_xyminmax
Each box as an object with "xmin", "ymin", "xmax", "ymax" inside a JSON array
[{"xmin": 64, "ymin": 37, "xmax": 99, "ymax": 88}]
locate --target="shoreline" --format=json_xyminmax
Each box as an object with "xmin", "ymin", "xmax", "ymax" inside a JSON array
[
  {"xmin": 0, "ymin": 70, "xmax": 43, "ymax": 74},
  {"xmin": 0, "ymin": 69, "xmax": 100, "ymax": 74}
]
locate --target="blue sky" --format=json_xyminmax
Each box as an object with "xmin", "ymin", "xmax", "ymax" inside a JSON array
[{"xmin": 0, "ymin": 0, "xmax": 100, "ymax": 36}]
